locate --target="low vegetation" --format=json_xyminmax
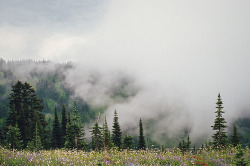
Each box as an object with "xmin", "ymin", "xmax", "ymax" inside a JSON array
[{"xmin": 0, "ymin": 146, "xmax": 249, "ymax": 165}]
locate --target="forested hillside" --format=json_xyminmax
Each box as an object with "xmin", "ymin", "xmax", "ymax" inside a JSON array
[{"xmin": 0, "ymin": 59, "xmax": 94, "ymax": 124}]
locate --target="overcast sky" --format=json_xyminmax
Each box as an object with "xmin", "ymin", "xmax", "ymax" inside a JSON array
[{"xmin": 1, "ymin": 0, "xmax": 250, "ymax": 140}]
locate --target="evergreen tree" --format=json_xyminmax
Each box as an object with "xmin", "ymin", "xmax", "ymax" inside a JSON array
[
  {"xmin": 233, "ymin": 144, "xmax": 248, "ymax": 166},
  {"xmin": 6, "ymin": 81, "xmax": 46, "ymax": 148},
  {"xmin": 123, "ymin": 133, "xmax": 133, "ymax": 149},
  {"xmin": 211, "ymin": 93, "xmax": 228, "ymax": 148},
  {"xmin": 181, "ymin": 136, "xmax": 186, "ymax": 153},
  {"xmin": 186, "ymin": 135, "xmax": 191, "ymax": 151},
  {"xmin": 52, "ymin": 106, "xmax": 62, "ymax": 148},
  {"xmin": 61, "ymin": 104, "xmax": 67, "ymax": 146},
  {"xmin": 90, "ymin": 121, "xmax": 103, "ymax": 151},
  {"xmin": 112, "ymin": 110, "xmax": 122, "ymax": 149},
  {"xmin": 102, "ymin": 117, "xmax": 112, "ymax": 149},
  {"xmin": 65, "ymin": 102, "xmax": 86, "ymax": 150},
  {"xmin": 231, "ymin": 123, "xmax": 240, "ymax": 147},
  {"xmin": 64, "ymin": 110, "xmax": 74, "ymax": 149},
  {"xmin": 73, "ymin": 100, "xmax": 78, "ymax": 149},
  {"xmin": 138, "ymin": 118, "xmax": 145, "ymax": 150},
  {"xmin": 7, "ymin": 124, "xmax": 23, "ymax": 150},
  {"xmin": 27, "ymin": 123, "xmax": 43, "ymax": 151}
]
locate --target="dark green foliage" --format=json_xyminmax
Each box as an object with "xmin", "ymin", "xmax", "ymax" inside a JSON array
[
  {"xmin": 0, "ymin": 59, "xmax": 94, "ymax": 126},
  {"xmin": 27, "ymin": 123, "xmax": 43, "ymax": 151},
  {"xmin": 64, "ymin": 112, "xmax": 74, "ymax": 149},
  {"xmin": 6, "ymin": 81, "xmax": 46, "ymax": 148},
  {"xmin": 211, "ymin": 93, "xmax": 228, "ymax": 148},
  {"xmin": 112, "ymin": 110, "xmax": 122, "ymax": 149},
  {"xmin": 231, "ymin": 123, "xmax": 240, "ymax": 147},
  {"xmin": 90, "ymin": 121, "xmax": 103, "ymax": 151},
  {"xmin": 123, "ymin": 134, "xmax": 133, "ymax": 149},
  {"xmin": 102, "ymin": 117, "xmax": 112, "ymax": 149},
  {"xmin": 138, "ymin": 118, "xmax": 145, "ymax": 150},
  {"xmin": 7, "ymin": 124, "xmax": 23, "ymax": 150},
  {"xmin": 233, "ymin": 144, "xmax": 248, "ymax": 166},
  {"xmin": 52, "ymin": 106, "xmax": 62, "ymax": 148},
  {"xmin": 65, "ymin": 102, "xmax": 86, "ymax": 150},
  {"xmin": 61, "ymin": 104, "xmax": 67, "ymax": 146}
]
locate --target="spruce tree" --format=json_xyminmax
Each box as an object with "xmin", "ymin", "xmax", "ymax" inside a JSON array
[
  {"xmin": 52, "ymin": 106, "xmax": 62, "ymax": 148},
  {"xmin": 90, "ymin": 121, "xmax": 103, "ymax": 151},
  {"xmin": 61, "ymin": 104, "xmax": 67, "ymax": 146},
  {"xmin": 102, "ymin": 117, "xmax": 112, "ymax": 149},
  {"xmin": 112, "ymin": 110, "xmax": 122, "ymax": 149},
  {"xmin": 123, "ymin": 133, "xmax": 133, "ymax": 150},
  {"xmin": 138, "ymin": 118, "xmax": 145, "ymax": 150},
  {"xmin": 211, "ymin": 93, "xmax": 228, "ymax": 148},
  {"xmin": 231, "ymin": 123, "xmax": 240, "ymax": 147},
  {"xmin": 7, "ymin": 124, "xmax": 23, "ymax": 150}
]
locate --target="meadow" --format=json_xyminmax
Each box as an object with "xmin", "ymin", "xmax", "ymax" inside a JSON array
[{"xmin": 0, "ymin": 146, "xmax": 249, "ymax": 165}]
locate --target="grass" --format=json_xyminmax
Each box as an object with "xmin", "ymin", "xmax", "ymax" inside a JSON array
[{"xmin": 0, "ymin": 146, "xmax": 249, "ymax": 165}]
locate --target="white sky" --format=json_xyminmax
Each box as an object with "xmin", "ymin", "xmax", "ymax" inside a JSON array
[{"xmin": 1, "ymin": 0, "xmax": 250, "ymax": 140}]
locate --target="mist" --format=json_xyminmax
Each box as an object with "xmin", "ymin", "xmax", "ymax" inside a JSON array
[{"xmin": 1, "ymin": 0, "xmax": 250, "ymax": 143}]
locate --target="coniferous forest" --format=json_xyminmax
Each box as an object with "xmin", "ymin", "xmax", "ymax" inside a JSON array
[{"xmin": 0, "ymin": 59, "xmax": 249, "ymax": 165}]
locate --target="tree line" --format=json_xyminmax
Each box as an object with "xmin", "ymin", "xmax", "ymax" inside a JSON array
[
  {"xmin": 0, "ymin": 81, "xmax": 146, "ymax": 151},
  {"xmin": 0, "ymin": 81, "xmax": 244, "ymax": 152}
]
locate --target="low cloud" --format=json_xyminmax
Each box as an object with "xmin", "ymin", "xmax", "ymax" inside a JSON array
[{"xmin": 1, "ymin": 0, "xmax": 250, "ymax": 144}]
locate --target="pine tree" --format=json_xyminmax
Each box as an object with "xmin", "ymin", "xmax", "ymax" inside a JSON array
[
  {"xmin": 138, "ymin": 118, "xmax": 145, "ymax": 150},
  {"xmin": 231, "ymin": 123, "xmax": 240, "ymax": 147},
  {"xmin": 211, "ymin": 93, "xmax": 228, "ymax": 149},
  {"xmin": 90, "ymin": 121, "xmax": 103, "ymax": 151},
  {"xmin": 102, "ymin": 117, "xmax": 112, "ymax": 149},
  {"xmin": 7, "ymin": 124, "xmax": 23, "ymax": 150},
  {"xmin": 61, "ymin": 104, "xmax": 67, "ymax": 146},
  {"xmin": 123, "ymin": 133, "xmax": 133, "ymax": 150},
  {"xmin": 52, "ymin": 106, "xmax": 62, "ymax": 148},
  {"xmin": 112, "ymin": 110, "xmax": 122, "ymax": 149}
]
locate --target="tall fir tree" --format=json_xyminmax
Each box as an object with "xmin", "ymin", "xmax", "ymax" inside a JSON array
[
  {"xmin": 90, "ymin": 121, "xmax": 103, "ymax": 151},
  {"xmin": 102, "ymin": 117, "xmax": 112, "ymax": 149},
  {"xmin": 112, "ymin": 110, "xmax": 122, "ymax": 149},
  {"xmin": 6, "ymin": 81, "xmax": 46, "ymax": 148},
  {"xmin": 231, "ymin": 123, "xmax": 240, "ymax": 147},
  {"xmin": 211, "ymin": 93, "xmax": 228, "ymax": 148},
  {"xmin": 61, "ymin": 104, "xmax": 67, "ymax": 146},
  {"xmin": 138, "ymin": 118, "xmax": 145, "ymax": 150},
  {"xmin": 7, "ymin": 124, "xmax": 23, "ymax": 150},
  {"xmin": 52, "ymin": 106, "xmax": 62, "ymax": 148}
]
